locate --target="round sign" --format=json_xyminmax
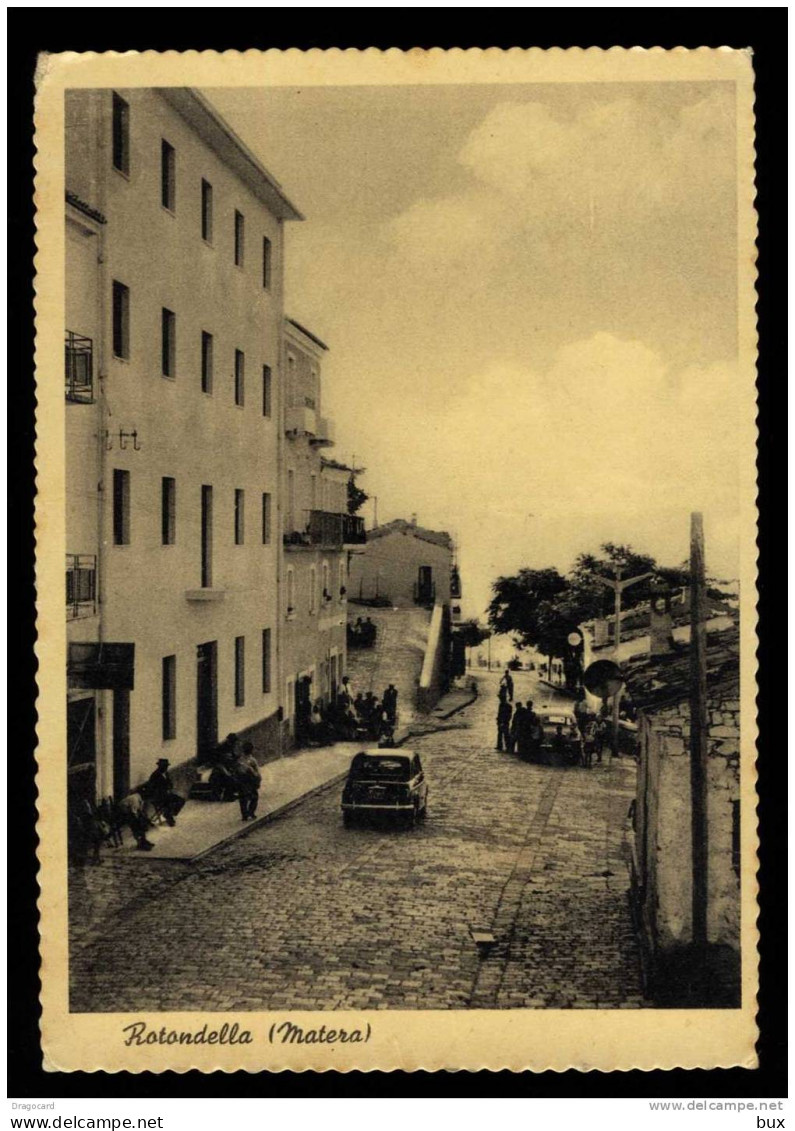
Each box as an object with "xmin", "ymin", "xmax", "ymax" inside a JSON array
[
  {"xmin": 582, "ymin": 659, "xmax": 624, "ymax": 700},
  {"xmin": 567, "ymin": 631, "xmax": 583, "ymax": 647}
]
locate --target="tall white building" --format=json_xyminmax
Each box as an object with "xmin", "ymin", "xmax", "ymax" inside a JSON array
[
  {"xmin": 281, "ymin": 318, "xmax": 366, "ymax": 743},
  {"xmin": 65, "ymin": 87, "xmax": 302, "ymax": 803}
]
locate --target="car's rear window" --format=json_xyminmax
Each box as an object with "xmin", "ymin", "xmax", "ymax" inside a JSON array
[{"xmin": 351, "ymin": 755, "xmax": 410, "ymax": 780}]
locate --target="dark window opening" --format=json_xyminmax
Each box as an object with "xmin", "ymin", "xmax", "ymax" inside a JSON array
[
  {"xmin": 161, "ymin": 476, "xmax": 176, "ymax": 545},
  {"xmin": 201, "ymin": 178, "xmax": 213, "ymax": 242},
  {"xmin": 161, "ymin": 139, "xmax": 176, "ymax": 211},
  {"xmin": 262, "ymin": 364, "xmax": 272, "ymax": 417},
  {"xmin": 113, "ymin": 469, "xmax": 130, "ymax": 545},
  {"xmin": 234, "ymin": 636, "xmax": 245, "ymax": 707},
  {"xmin": 162, "ymin": 655, "xmax": 176, "ymax": 741},
  {"xmin": 234, "ymin": 489, "xmax": 245, "ymax": 545},
  {"xmin": 261, "ymin": 492, "xmax": 272, "ymax": 545},
  {"xmin": 201, "ymin": 331, "xmax": 213, "ymax": 394},
  {"xmin": 162, "ymin": 308, "xmax": 176, "ymax": 377},
  {"xmin": 201, "ymin": 484, "xmax": 213, "ymax": 587},
  {"xmin": 112, "ymin": 92, "xmax": 129, "ymax": 174},
  {"xmin": 234, "ymin": 210, "xmax": 245, "ymax": 267},
  {"xmin": 262, "ymin": 236, "xmax": 272, "ymax": 289},
  {"xmin": 234, "ymin": 348, "xmax": 245, "ymax": 406},
  {"xmin": 262, "ymin": 628, "xmax": 272, "ymax": 694},
  {"xmin": 112, "ymin": 280, "xmax": 130, "ymax": 359}
]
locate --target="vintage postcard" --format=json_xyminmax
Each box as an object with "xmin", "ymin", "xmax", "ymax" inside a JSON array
[{"xmin": 34, "ymin": 47, "xmax": 758, "ymax": 1073}]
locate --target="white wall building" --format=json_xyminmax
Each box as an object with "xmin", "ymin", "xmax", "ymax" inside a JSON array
[{"xmin": 65, "ymin": 87, "xmax": 302, "ymax": 801}]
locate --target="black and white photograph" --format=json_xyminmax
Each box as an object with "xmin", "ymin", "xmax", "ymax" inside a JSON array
[{"xmin": 33, "ymin": 45, "xmax": 759, "ymax": 1073}]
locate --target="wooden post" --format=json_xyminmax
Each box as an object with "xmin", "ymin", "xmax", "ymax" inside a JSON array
[{"xmin": 689, "ymin": 511, "xmax": 709, "ymax": 948}]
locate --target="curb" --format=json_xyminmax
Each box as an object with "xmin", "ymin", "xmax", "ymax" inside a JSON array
[{"xmin": 189, "ymin": 769, "xmax": 351, "ymax": 862}]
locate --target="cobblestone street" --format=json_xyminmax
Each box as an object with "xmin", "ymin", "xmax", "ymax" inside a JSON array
[{"xmin": 70, "ymin": 672, "xmax": 645, "ymax": 1012}]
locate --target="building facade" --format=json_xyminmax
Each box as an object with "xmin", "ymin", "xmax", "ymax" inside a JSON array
[
  {"xmin": 281, "ymin": 318, "xmax": 365, "ymax": 743},
  {"xmin": 347, "ymin": 518, "xmax": 454, "ymax": 609},
  {"xmin": 65, "ymin": 87, "xmax": 301, "ymax": 802}
]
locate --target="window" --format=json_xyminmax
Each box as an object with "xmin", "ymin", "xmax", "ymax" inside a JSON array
[
  {"xmin": 111, "ymin": 92, "xmax": 129, "ymax": 175},
  {"xmin": 201, "ymin": 485, "xmax": 213, "ymax": 587},
  {"xmin": 309, "ymin": 566, "xmax": 317, "ymax": 614},
  {"xmin": 286, "ymin": 568, "xmax": 295, "ymax": 615},
  {"xmin": 201, "ymin": 331, "xmax": 213, "ymax": 394},
  {"xmin": 261, "ymin": 492, "xmax": 271, "ymax": 545},
  {"xmin": 234, "ymin": 636, "xmax": 245, "ymax": 707},
  {"xmin": 261, "ymin": 628, "xmax": 272, "ymax": 694},
  {"xmin": 234, "ymin": 489, "xmax": 245, "ymax": 545},
  {"xmin": 161, "ymin": 476, "xmax": 176, "ymax": 545},
  {"xmin": 287, "ymin": 469, "xmax": 295, "ymax": 531},
  {"xmin": 201, "ymin": 178, "xmax": 213, "ymax": 242},
  {"xmin": 339, "ymin": 560, "xmax": 346, "ymax": 599},
  {"xmin": 262, "ymin": 364, "xmax": 272, "ymax": 418},
  {"xmin": 234, "ymin": 349, "xmax": 245, "ymax": 406},
  {"xmin": 162, "ymin": 655, "xmax": 176, "ymax": 740},
  {"xmin": 112, "ymin": 469, "xmax": 130, "ymax": 545},
  {"xmin": 234, "ymin": 210, "xmax": 245, "ymax": 267},
  {"xmin": 262, "ymin": 236, "xmax": 272, "ymax": 289},
  {"xmin": 322, "ymin": 562, "xmax": 330, "ymax": 602},
  {"xmin": 161, "ymin": 139, "xmax": 175, "ymax": 211},
  {"xmin": 162, "ymin": 308, "xmax": 176, "ymax": 378},
  {"xmin": 112, "ymin": 280, "xmax": 129, "ymax": 359}
]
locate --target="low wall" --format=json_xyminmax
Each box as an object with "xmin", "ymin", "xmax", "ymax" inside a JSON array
[{"xmin": 417, "ymin": 603, "xmax": 450, "ymax": 713}]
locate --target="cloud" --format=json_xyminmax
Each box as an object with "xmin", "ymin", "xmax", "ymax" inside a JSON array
[
  {"xmin": 381, "ymin": 191, "xmax": 503, "ymax": 266},
  {"xmin": 457, "ymin": 90, "xmax": 734, "ymax": 230}
]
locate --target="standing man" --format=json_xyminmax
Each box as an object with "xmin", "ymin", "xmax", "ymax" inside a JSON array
[
  {"xmin": 234, "ymin": 741, "xmax": 262, "ymax": 821},
  {"xmin": 500, "ymin": 668, "xmax": 514, "ymax": 702},
  {"xmin": 496, "ymin": 695, "xmax": 513, "ymax": 752},
  {"xmin": 383, "ymin": 683, "xmax": 398, "ymax": 725},
  {"xmin": 508, "ymin": 700, "xmax": 526, "ymax": 754}
]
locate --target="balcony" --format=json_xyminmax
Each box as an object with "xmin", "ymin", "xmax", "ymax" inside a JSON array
[
  {"xmin": 285, "ymin": 404, "xmax": 317, "ymax": 437},
  {"xmin": 283, "ymin": 510, "xmax": 366, "ymax": 550},
  {"xmin": 66, "ymin": 554, "xmax": 97, "ymax": 620},
  {"xmin": 65, "ymin": 331, "xmax": 94, "ymax": 403},
  {"xmin": 310, "ymin": 415, "xmax": 335, "ymax": 448}
]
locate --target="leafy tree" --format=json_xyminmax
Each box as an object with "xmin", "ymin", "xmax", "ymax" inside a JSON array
[
  {"xmin": 454, "ymin": 619, "xmax": 491, "ymax": 649},
  {"xmin": 347, "ymin": 473, "xmax": 368, "ymax": 516}
]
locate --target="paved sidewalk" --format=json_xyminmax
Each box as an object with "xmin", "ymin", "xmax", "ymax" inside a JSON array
[{"xmin": 124, "ymin": 742, "xmax": 362, "ymax": 862}]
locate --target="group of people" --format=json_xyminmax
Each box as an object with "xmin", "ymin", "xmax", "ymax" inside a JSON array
[
  {"xmin": 347, "ymin": 616, "xmax": 377, "ymax": 649},
  {"xmin": 203, "ymin": 733, "xmax": 263, "ymax": 820},
  {"xmin": 496, "ymin": 691, "xmax": 543, "ymax": 760}
]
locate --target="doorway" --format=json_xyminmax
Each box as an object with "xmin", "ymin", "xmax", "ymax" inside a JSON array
[
  {"xmin": 196, "ymin": 640, "xmax": 218, "ymax": 757},
  {"xmin": 417, "ymin": 565, "xmax": 434, "ymax": 604}
]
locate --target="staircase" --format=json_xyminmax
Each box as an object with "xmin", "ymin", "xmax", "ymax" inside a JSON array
[{"xmin": 346, "ymin": 607, "xmax": 432, "ymax": 723}]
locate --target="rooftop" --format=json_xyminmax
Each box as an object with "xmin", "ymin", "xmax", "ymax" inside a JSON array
[
  {"xmin": 286, "ymin": 317, "xmax": 329, "ymax": 352},
  {"xmin": 368, "ymin": 518, "xmax": 453, "ymax": 550},
  {"xmin": 623, "ymin": 623, "xmax": 739, "ymax": 712},
  {"xmin": 158, "ymin": 89, "xmax": 303, "ymax": 222}
]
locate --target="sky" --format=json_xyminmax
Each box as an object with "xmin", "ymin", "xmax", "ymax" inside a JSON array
[{"xmin": 207, "ymin": 81, "xmax": 742, "ymax": 617}]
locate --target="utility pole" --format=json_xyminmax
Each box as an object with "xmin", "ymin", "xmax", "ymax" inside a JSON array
[
  {"xmin": 594, "ymin": 566, "xmax": 654, "ymax": 751},
  {"xmin": 689, "ymin": 512, "xmax": 709, "ymax": 951}
]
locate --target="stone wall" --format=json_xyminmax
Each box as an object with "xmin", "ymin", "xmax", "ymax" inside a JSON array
[{"xmin": 635, "ymin": 683, "xmax": 740, "ymax": 958}]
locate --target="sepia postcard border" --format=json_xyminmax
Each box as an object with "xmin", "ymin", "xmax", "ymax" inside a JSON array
[{"xmin": 34, "ymin": 46, "xmax": 759, "ymax": 1073}]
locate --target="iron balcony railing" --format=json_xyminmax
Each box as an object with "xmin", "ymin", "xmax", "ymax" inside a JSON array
[
  {"xmin": 65, "ymin": 331, "xmax": 94, "ymax": 403},
  {"xmin": 66, "ymin": 554, "xmax": 97, "ymax": 619},
  {"xmin": 283, "ymin": 510, "xmax": 367, "ymax": 548}
]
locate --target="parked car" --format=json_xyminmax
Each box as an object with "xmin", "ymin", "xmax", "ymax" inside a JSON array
[
  {"xmin": 341, "ymin": 750, "xmax": 428, "ymax": 827},
  {"xmin": 535, "ymin": 707, "xmax": 584, "ymax": 766}
]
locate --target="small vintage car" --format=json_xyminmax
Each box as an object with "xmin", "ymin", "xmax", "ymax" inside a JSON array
[
  {"xmin": 535, "ymin": 708, "xmax": 584, "ymax": 766},
  {"xmin": 341, "ymin": 750, "xmax": 428, "ymax": 827}
]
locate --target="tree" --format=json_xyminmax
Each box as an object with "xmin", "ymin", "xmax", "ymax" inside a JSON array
[
  {"xmin": 347, "ymin": 473, "xmax": 368, "ymax": 516},
  {"xmin": 487, "ymin": 542, "xmax": 727, "ymax": 663},
  {"xmin": 454, "ymin": 619, "xmax": 491, "ymax": 649}
]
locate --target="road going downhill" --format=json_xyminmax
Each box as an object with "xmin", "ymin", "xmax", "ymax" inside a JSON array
[{"xmin": 70, "ymin": 670, "xmax": 645, "ymax": 1012}]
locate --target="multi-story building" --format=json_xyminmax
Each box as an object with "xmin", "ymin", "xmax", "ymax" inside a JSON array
[
  {"xmin": 281, "ymin": 318, "xmax": 365, "ymax": 743},
  {"xmin": 65, "ymin": 87, "xmax": 302, "ymax": 803}
]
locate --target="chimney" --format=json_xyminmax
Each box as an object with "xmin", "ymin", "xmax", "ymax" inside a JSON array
[{"xmin": 649, "ymin": 592, "xmax": 675, "ymax": 656}]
